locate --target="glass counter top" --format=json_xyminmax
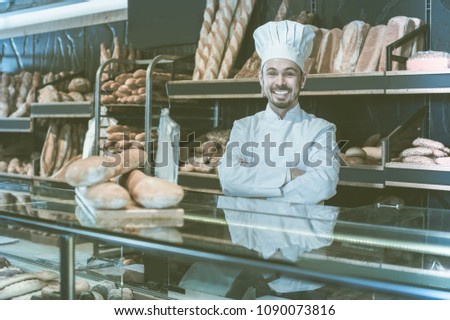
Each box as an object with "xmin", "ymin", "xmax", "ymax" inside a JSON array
[{"xmin": 1, "ymin": 189, "xmax": 450, "ymax": 299}]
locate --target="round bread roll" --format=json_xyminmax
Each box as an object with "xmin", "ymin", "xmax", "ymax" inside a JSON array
[
  {"xmin": 345, "ymin": 147, "xmax": 367, "ymax": 159},
  {"xmin": 362, "ymin": 146, "xmax": 382, "ymax": 160}
]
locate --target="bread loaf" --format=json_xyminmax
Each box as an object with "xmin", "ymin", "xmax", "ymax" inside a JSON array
[
  {"xmin": 409, "ymin": 18, "xmax": 424, "ymax": 56},
  {"xmin": 38, "ymin": 85, "xmax": 60, "ymax": 103},
  {"xmin": 106, "ymin": 124, "xmax": 141, "ymax": 134},
  {"xmin": 133, "ymin": 69, "xmax": 146, "ymax": 79},
  {"xmin": 362, "ymin": 146, "xmax": 382, "ymax": 160},
  {"xmin": 402, "ymin": 155, "xmax": 436, "ymax": 165},
  {"xmin": 83, "ymin": 182, "xmax": 131, "ymax": 209},
  {"xmin": 316, "ymin": 28, "xmax": 343, "ymax": 74},
  {"xmin": 355, "ymin": 25, "xmax": 387, "ymax": 73},
  {"xmin": 332, "ymin": 20, "xmax": 370, "ymax": 73},
  {"xmin": 65, "ymin": 149, "xmax": 146, "ymax": 187},
  {"xmin": 68, "ymin": 78, "xmax": 91, "ymax": 93},
  {"xmin": 412, "ymin": 137, "xmax": 445, "ymax": 150},
  {"xmin": 379, "ymin": 16, "xmax": 416, "ymax": 71},
  {"xmin": 399, "ymin": 147, "xmax": 433, "ymax": 157},
  {"xmin": 122, "ymin": 169, "xmax": 184, "ymax": 209},
  {"xmin": 51, "ymin": 155, "xmax": 81, "ymax": 180},
  {"xmin": 436, "ymin": 157, "xmax": 450, "ymax": 166},
  {"xmin": 304, "ymin": 27, "xmax": 328, "ymax": 74}
]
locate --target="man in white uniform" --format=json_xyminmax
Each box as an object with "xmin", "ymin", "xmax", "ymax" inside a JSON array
[{"xmin": 218, "ymin": 21, "xmax": 340, "ymax": 204}]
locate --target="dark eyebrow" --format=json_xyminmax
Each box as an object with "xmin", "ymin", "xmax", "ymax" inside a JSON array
[{"xmin": 265, "ymin": 67, "xmax": 298, "ymax": 72}]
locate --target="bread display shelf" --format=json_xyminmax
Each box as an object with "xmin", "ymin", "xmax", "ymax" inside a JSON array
[
  {"xmin": 386, "ymin": 70, "xmax": 450, "ymax": 94},
  {"xmin": 178, "ymin": 107, "xmax": 450, "ymax": 192},
  {"xmin": 178, "ymin": 171, "xmax": 223, "ymax": 194},
  {"xmin": 75, "ymin": 188, "xmax": 184, "ymax": 229},
  {"xmin": 0, "ymin": 118, "xmax": 32, "ymax": 132},
  {"xmin": 30, "ymin": 102, "xmax": 92, "ymax": 118},
  {"xmin": 338, "ymin": 166, "xmax": 384, "ymax": 189},
  {"xmin": 31, "ymin": 176, "xmax": 75, "ymax": 200},
  {"xmin": 177, "ymin": 167, "xmax": 386, "ymax": 193},
  {"xmin": 0, "ymin": 173, "xmax": 32, "ymax": 193},
  {"xmin": 0, "ymin": 174, "xmax": 76, "ymax": 199},
  {"xmin": 385, "ymin": 162, "xmax": 450, "ymax": 191},
  {"xmin": 167, "ymin": 71, "xmax": 450, "ymax": 99}
]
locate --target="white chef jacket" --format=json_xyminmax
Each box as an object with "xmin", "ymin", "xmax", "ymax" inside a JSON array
[{"xmin": 218, "ymin": 104, "xmax": 340, "ymax": 204}]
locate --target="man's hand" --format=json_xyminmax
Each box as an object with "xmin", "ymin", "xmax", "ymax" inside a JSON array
[{"xmin": 290, "ymin": 168, "xmax": 305, "ymax": 180}]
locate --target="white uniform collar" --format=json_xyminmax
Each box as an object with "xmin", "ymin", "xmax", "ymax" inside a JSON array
[{"xmin": 265, "ymin": 103, "xmax": 302, "ymax": 121}]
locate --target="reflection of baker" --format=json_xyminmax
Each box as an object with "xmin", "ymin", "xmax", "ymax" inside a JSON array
[
  {"xmin": 178, "ymin": 197, "xmax": 339, "ymax": 299},
  {"xmin": 220, "ymin": 196, "xmax": 339, "ymax": 299},
  {"xmin": 218, "ymin": 21, "xmax": 339, "ymax": 204}
]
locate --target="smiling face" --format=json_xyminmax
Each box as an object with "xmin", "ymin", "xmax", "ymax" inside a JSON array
[{"xmin": 259, "ymin": 58, "xmax": 305, "ymax": 118}]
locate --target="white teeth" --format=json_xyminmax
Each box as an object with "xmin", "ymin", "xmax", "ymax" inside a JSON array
[{"xmin": 274, "ymin": 90, "xmax": 288, "ymax": 94}]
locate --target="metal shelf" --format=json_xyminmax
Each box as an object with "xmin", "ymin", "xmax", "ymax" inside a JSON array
[
  {"xmin": 338, "ymin": 166, "xmax": 385, "ymax": 189},
  {"xmin": 30, "ymin": 102, "xmax": 92, "ymax": 118},
  {"xmin": 167, "ymin": 71, "xmax": 450, "ymax": 99},
  {"xmin": 385, "ymin": 163, "xmax": 450, "ymax": 191},
  {"xmin": 385, "ymin": 70, "xmax": 450, "ymax": 94},
  {"xmin": 0, "ymin": 118, "xmax": 33, "ymax": 132}
]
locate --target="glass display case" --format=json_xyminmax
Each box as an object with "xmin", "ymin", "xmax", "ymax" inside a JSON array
[{"xmin": 1, "ymin": 189, "xmax": 450, "ymax": 300}]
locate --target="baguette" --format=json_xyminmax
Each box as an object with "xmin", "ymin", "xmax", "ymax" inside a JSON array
[
  {"xmin": 0, "ymin": 271, "xmax": 58, "ymax": 290},
  {"xmin": 53, "ymin": 123, "xmax": 72, "ymax": 173},
  {"xmin": 122, "ymin": 169, "xmax": 184, "ymax": 209},
  {"xmin": 0, "ymin": 279, "xmax": 48, "ymax": 300},
  {"xmin": 40, "ymin": 123, "xmax": 59, "ymax": 177}
]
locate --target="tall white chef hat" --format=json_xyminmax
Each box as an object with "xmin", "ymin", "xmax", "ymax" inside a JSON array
[{"xmin": 253, "ymin": 20, "xmax": 315, "ymax": 71}]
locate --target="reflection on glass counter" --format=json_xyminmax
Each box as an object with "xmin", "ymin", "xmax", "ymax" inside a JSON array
[{"xmin": 1, "ymin": 189, "xmax": 450, "ymax": 299}]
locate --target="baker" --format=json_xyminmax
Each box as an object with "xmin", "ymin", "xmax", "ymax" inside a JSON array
[{"xmin": 218, "ymin": 20, "xmax": 340, "ymax": 204}]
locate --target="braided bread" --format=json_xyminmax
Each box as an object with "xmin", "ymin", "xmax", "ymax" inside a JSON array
[
  {"xmin": 193, "ymin": 0, "xmax": 218, "ymax": 80},
  {"xmin": 218, "ymin": 0, "xmax": 256, "ymax": 79},
  {"xmin": 203, "ymin": 0, "xmax": 239, "ymax": 80}
]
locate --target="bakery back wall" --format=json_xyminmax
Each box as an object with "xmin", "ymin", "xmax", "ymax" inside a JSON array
[{"xmin": 0, "ymin": 0, "xmax": 449, "ymax": 208}]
